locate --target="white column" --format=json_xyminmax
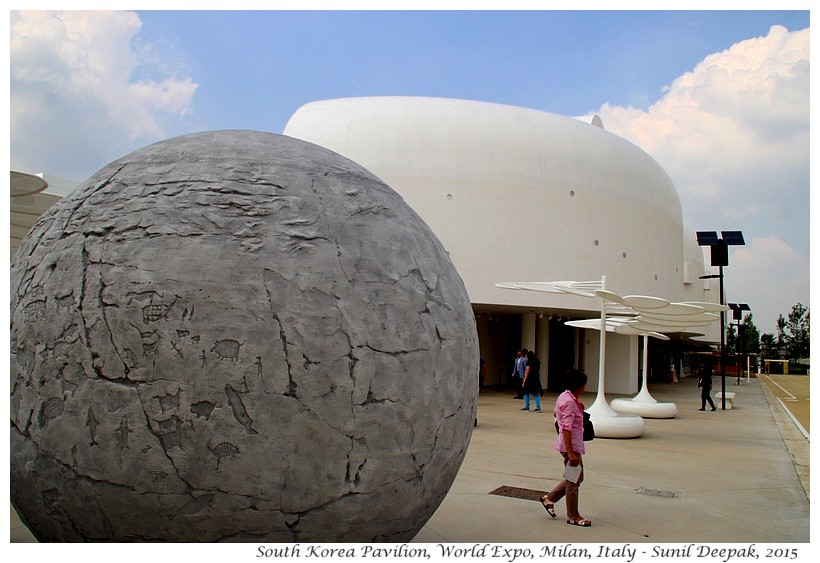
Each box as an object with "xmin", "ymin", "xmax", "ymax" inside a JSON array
[
  {"xmin": 521, "ymin": 312, "xmax": 536, "ymax": 352},
  {"xmin": 535, "ymin": 314, "xmax": 550, "ymax": 387}
]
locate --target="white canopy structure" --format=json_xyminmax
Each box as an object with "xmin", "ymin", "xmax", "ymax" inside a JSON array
[
  {"xmin": 567, "ymin": 317, "xmax": 677, "ymax": 418},
  {"xmin": 497, "ymin": 277, "xmax": 727, "ymax": 437},
  {"xmin": 592, "ymin": 289, "xmax": 727, "ymax": 419}
]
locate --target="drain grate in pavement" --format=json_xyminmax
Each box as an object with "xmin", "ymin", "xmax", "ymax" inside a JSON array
[
  {"xmin": 489, "ymin": 486, "xmax": 547, "ymax": 501},
  {"xmin": 636, "ymin": 487, "xmax": 679, "ymax": 499}
]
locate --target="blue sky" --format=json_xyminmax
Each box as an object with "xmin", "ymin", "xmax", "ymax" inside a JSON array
[
  {"xmin": 132, "ymin": 10, "xmax": 810, "ymax": 134},
  {"xmin": 8, "ymin": 8, "xmax": 811, "ymax": 334}
]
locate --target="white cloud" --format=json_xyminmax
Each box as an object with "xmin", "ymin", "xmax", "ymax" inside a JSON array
[
  {"xmin": 593, "ymin": 26, "xmax": 808, "ymax": 211},
  {"xmin": 722, "ymin": 236, "xmax": 810, "ymax": 334},
  {"xmin": 10, "ymin": 10, "xmax": 198, "ymax": 180},
  {"xmin": 588, "ymin": 25, "xmax": 810, "ymax": 333}
]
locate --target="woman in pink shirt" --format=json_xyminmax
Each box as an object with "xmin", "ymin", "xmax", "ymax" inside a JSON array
[{"xmin": 540, "ymin": 369, "xmax": 591, "ymax": 527}]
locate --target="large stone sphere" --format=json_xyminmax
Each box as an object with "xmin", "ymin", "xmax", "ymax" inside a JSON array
[{"xmin": 10, "ymin": 131, "xmax": 478, "ymax": 542}]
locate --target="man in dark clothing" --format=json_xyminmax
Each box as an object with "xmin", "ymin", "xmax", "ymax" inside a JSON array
[
  {"xmin": 698, "ymin": 369, "xmax": 717, "ymax": 411},
  {"xmin": 512, "ymin": 348, "xmax": 527, "ymax": 398}
]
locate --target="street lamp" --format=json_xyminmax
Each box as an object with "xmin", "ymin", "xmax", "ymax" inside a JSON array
[
  {"xmin": 697, "ymin": 230, "xmax": 745, "ymax": 410},
  {"xmin": 729, "ymin": 303, "xmax": 751, "ymax": 383}
]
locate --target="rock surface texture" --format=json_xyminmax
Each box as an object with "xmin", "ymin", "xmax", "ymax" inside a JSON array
[{"xmin": 10, "ymin": 131, "xmax": 478, "ymax": 542}]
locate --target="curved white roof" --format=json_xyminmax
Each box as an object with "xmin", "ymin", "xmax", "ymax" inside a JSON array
[{"xmin": 284, "ymin": 96, "xmax": 701, "ymax": 313}]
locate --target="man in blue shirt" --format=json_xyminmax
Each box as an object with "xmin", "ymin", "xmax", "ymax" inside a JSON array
[{"xmin": 512, "ymin": 348, "xmax": 528, "ymax": 399}]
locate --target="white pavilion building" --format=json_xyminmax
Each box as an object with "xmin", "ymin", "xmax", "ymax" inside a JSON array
[{"xmin": 283, "ymin": 97, "xmax": 720, "ymax": 394}]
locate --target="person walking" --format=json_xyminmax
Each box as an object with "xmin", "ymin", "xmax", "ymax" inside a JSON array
[
  {"xmin": 520, "ymin": 350, "xmax": 543, "ymax": 412},
  {"xmin": 698, "ymin": 368, "xmax": 717, "ymax": 411},
  {"xmin": 540, "ymin": 369, "xmax": 591, "ymax": 527},
  {"xmin": 511, "ymin": 349, "xmax": 527, "ymax": 399}
]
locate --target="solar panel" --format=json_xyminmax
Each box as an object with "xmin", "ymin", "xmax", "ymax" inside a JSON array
[
  {"xmin": 728, "ymin": 303, "xmax": 750, "ymax": 320},
  {"xmin": 721, "ymin": 231, "xmax": 745, "ymax": 245},
  {"xmin": 696, "ymin": 231, "xmax": 719, "ymax": 246}
]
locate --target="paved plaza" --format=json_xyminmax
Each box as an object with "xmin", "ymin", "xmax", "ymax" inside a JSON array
[{"xmin": 414, "ymin": 375, "xmax": 809, "ymax": 544}]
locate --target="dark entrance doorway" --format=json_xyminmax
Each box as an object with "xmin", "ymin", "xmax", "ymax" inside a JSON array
[{"xmin": 547, "ymin": 320, "xmax": 577, "ymax": 392}]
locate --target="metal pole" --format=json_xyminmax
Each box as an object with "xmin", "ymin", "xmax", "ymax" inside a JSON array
[
  {"xmin": 741, "ymin": 323, "xmax": 747, "ymax": 383},
  {"xmin": 597, "ymin": 275, "xmax": 607, "ymax": 399},
  {"xmin": 736, "ymin": 321, "xmax": 742, "ymax": 384},
  {"xmin": 719, "ymin": 265, "xmax": 726, "ymax": 410}
]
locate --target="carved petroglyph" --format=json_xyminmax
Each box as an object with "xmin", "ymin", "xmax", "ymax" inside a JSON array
[
  {"xmin": 211, "ymin": 339, "xmax": 242, "ymax": 361},
  {"xmin": 210, "ymin": 441, "xmax": 240, "ymax": 469},
  {"xmin": 182, "ymin": 303, "xmax": 194, "ymax": 321},
  {"xmin": 39, "ymin": 398, "xmax": 63, "ymax": 428},
  {"xmin": 24, "ymin": 299, "xmax": 46, "ymax": 323},
  {"xmin": 153, "ymin": 415, "xmax": 183, "ymax": 450},
  {"xmin": 176, "ymin": 494, "xmax": 215, "ymax": 518},
  {"xmin": 122, "ymin": 348, "xmax": 139, "ymax": 370},
  {"xmin": 138, "ymin": 329, "xmax": 161, "ymax": 356},
  {"xmin": 158, "ymin": 389, "xmax": 180, "ymax": 414},
  {"xmin": 116, "ymin": 416, "xmax": 131, "ymax": 450},
  {"xmin": 170, "ymin": 340, "xmax": 184, "ymax": 359},
  {"xmin": 224, "ymin": 384, "xmax": 257, "ymax": 434},
  {"xmin": 86, "ymin": 407, "xmax": 99, "ymax": 447},
  {"xmin": 127, "ymin": 291, "xmax": 178, "ymax": 324},
  {"xmin": 191, "ymin": 401, "xmax": 215, "ymax": 420},
  {"xmin": 151, "ymin": 471, "xmax": 167, "ymax": 488}
]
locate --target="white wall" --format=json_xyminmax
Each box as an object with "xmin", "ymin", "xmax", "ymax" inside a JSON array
[
  {"xmin": 582, "ymin": 330, "xmax": 639, "ymax": 395},
  {"xmin": 535, "ymin": 315, "xmax": 550, "ymax": 388}
]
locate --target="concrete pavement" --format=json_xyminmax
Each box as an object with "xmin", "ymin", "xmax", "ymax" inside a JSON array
[
  {"xmin": 759, "ymin": 374, "xmax": 810, "ymax": 435},
  {"xmin": 9, "ymin": 376, "xmax": 809, "ymax": 544},
  {"xmin": 414, "ymin": 376, "xmax": 809, "ymax": 543}
]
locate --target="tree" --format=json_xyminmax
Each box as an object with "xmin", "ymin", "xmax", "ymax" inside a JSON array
[
  {"xmin": 741, "ymin": 313, "xmax": 760, "ymax": 355},
  {"xmin": 725, "ymin": 324, "xmax": 738, "ymax": 355},
  {"xmin": 725, "ymin": 313, "xmax": 760, "ymax": 355},
  {"xmin": 725, "ymin": 313, "xmax": 760, "ymax": 374},
  {"xmin": 760, "ymin": 333, "xmax": 777, "ymax": 360},
  {"xmin": 778, "ymin": 303, "xmax": 810, "ymax": 362}
]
